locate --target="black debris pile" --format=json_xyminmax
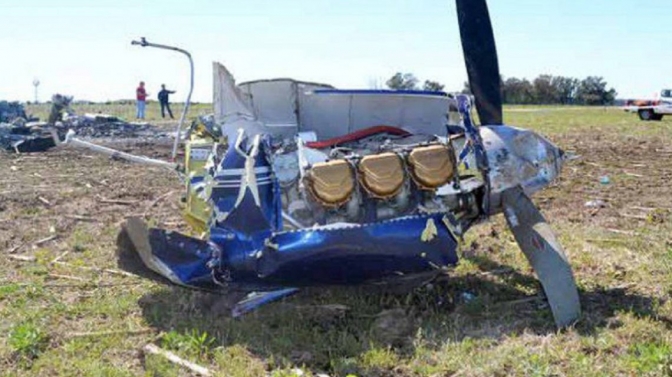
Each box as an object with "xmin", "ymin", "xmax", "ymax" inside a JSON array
[
  {"xmin": 49, "ymin": 94, "xmax": 167, "ymax": 139},
  {"xmin": 1, "ymin": 94, "xmax": 171, "ymax": 154},
  {"xmin": 0, "ymin": 123, "xmax": 56, "ymax": 153},
  {"xmin": 0, "ymin": 101, "xmax": 30, "ymax": 123},
  {"xmin": 0, "ymin": 102, "xmax": 55, "ymax": 153}
]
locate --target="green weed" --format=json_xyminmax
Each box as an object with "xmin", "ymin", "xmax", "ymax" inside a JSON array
[{"xmin": 9, "ymin": 321, "xmax": 49, "ymax": 360}]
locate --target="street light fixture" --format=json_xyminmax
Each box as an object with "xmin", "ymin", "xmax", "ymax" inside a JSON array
[{"xmin": 131, "ymin": 37, "xmax": 194, "ymax": 161}]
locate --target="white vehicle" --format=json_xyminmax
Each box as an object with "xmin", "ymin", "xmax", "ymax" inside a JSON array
[{"xmin": 623, "ymin": 89, "xmax": 672, "ymax": 121}]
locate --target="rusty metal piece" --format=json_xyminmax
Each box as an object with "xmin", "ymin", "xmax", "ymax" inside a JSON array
[
  {"xmin": 408, "ymin": 145, "xmax": 455, "ymax": 190},
  {"xmin": 358, "ymin": 153, "xmax": 405, "ymax": 198},
  {"xmin": 307, "ymin": 160, "xmax": 354, "ymax": 206}
]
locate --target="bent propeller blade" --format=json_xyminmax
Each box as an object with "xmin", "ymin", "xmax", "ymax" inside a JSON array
[
  {"xmin": 456, "ymin": 0, "xmax": 503, "ymax": 125},
  {"xmin": 501, "ymin": 186, "xmax": 581, "ymax": 327}
]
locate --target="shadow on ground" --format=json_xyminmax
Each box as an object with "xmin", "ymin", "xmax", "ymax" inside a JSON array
[{"xmin": 132, "ymin": 253, "xmax": 670, "ymax": 374}]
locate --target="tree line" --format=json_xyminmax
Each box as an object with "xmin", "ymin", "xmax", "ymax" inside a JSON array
[
  {"xmin": 488, "ymin": 75, "xmax": 617, "ymax": 105},
  {"xmin": 385, "ymin": 72, "xmax": 618, "ymax": 106}
]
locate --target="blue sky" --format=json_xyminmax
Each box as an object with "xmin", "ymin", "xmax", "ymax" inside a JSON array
[{"xmin": 1, "ymin": 0, "xmax": 669, "ymax": 102}]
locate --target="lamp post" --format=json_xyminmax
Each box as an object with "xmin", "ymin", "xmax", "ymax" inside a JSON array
[
  {"xmin": 32, "ymin": 79, "xmax": 40, "ymax": 104},
  {"xmin": 131, "ymin": 37, "xmax": 194, "ymax": 161}
]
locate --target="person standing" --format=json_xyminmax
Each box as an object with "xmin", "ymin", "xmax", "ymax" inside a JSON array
[
  {"xmin": 136, "ymin": 81, "xmax": 148, "ymax": 119},
  {"xmin": 158, "ymin": 84, "xmax": 176, "ymax": 119}
]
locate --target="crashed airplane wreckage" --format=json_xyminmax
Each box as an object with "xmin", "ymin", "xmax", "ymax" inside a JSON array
[
  {"xmin": 0, "ymin": 100, "xmax": 55, "ymax": 153},
  {"xmin": 59, "ymin": 0, "xmax": 581, "ymax": 327},
  {"xmin": 1, "ymin": 95, "xmax": 165, "ymax": 154}
]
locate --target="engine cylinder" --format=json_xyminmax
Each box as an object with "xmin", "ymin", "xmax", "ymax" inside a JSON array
[
  {"xmin": 408, "ymin": 145, "xmax": 455, "ymax": 190},
  {"xmin": 306, "ymin": 160, "xmax": 354, "ymax": 207},
  {"xmin": 358, "ymin": 152, "xmax": 405, "ymax": 198}
]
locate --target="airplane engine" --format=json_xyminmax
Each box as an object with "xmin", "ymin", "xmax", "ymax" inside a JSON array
[{"xmin": 272, "ymin": 132, "xmax": 475, "ymax": 228}]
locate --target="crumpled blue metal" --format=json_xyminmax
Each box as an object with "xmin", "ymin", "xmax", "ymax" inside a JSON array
[
  {"xmin": 145, "ymin": 227, "xmax": 215, "ymax": 288},
  {"xmin": 253, "ymin": 214, "xmax": 458, "ymax": 286}
]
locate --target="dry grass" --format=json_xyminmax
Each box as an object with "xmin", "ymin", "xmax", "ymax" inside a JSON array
[{"xmin": 1, "ymin": 106, "xmax": 671, "ymax": 376}]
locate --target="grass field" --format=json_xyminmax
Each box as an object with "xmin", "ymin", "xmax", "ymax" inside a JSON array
[
  {"xmin": 24, "ymin": 102, "xmax": 213, "ymax": 124},
  {"xmin": 1, "ymin": 105, "xmax": 672, "ymax": 376}
]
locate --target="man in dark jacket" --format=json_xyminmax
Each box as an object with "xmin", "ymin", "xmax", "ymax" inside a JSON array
[{"xmin": 158, "ymin": 84, "xmax": 176, "ymax": 119}]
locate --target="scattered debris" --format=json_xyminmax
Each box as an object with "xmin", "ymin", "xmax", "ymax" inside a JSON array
[
  {"xmin": 47, "ymin": 273, "xmax": 86, "ymax": 282},
  {"xmin": 97, "ymin": 197, "xmax": 139, "ymax": 206},
  {"xmin": 52, "ymin": 261, "xmax": 136, "ymax": 278},
  {"xmin": 619, "ymin": 213, "xmax": 648, "ymax": 221},
  {"xmin": 55, "ymin": 113, "xmax": 165, "ymax": 139},
  {"xmin": 585, "ymin": 200, "xmax": 607, "ymax": 208},
  {"xmin": 7, "ymin": 254, "xmax": 36, "ymax": 262},
  {"xmin": 142, "ymin": 343, "xmax": 212, "ymax": 377},
  {"xmin": 47, "ymin": 94, "xmax": 74, "ymax": 124},
  {"xmin": 33, "ymin": 235, "xmax": 58, "ymax": 247},
  {"xmin": 0, "ymin": 99, "xmax": 55, "ymax": 152},
  {"xmin": 0, "ymin": 100, "xmax": 31, "ymax": 123},
  {"xmin": 606, "ymin": 228, "xmax": 638, "ymax": 236},
  {"xmin": 1, "ymin": 95, "xmax": 168, "ymax": 154},
  {"xmin": 6, "ymin": 241, "xmax": 27, "ymax": 254},
  {"xmin": 50, "ymin": 250, "xmax": 70, "ymax": 264},
  {"xmin": 599, "ymin": 176, "xmax": 611, "ymax": 185},
  {"xmin": 64, "ymin": 214, "xmax": 97, "ymax": 222},
  {"xmin": 475, "ymin": 267, "xmax": 514, "ymax": 277},
  {"xmin": 624, "ymin": 171, "xmax": 643, "ymax": 178},
  {"xmin": 586, "ymin": 238, "xmax": 630, "ymax": 245}
]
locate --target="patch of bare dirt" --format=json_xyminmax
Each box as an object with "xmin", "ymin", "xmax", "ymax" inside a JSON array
[
  {"xmin": 0, "ymin": 143, "xmax": 184, "ymax": 257},
  {"xmin": 538, "ymin": 134, "xmax": 672, "ymax": 229}
]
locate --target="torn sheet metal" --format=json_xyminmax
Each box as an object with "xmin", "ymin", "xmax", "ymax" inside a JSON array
[
  {"xmin": 122, "ymin": 217, "xmax": 214, "ymax": 288},
  {"xmin": 481, "ymin": 125, "xmax": 565, "ymax": 212},
  {"xmin": 250, "ymin": 214, "xmax": 458, "ymax": 286},
  {"xmin": 0, "ymin": 123, "xmax": 56, "ymax": 153}
]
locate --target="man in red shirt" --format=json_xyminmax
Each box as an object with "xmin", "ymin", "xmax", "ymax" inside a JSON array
[{"xmin": 136, "ymin": 81, "xmax": 148, "ymax": 119}]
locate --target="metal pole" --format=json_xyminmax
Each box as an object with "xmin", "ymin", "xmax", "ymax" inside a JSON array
[
  {"xmin": 56, "ymin": 130, "xmax": 179, "ymax": 171},
  {"xmin": 131, "ymin": 37, "xmax": 194, "ymax": 161}
]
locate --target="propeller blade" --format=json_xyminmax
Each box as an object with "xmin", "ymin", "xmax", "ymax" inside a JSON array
[
  {"xmin": 456, "ymin": 0, "xmax": 503, "ymax": 125},
  {"xmin": 501, "ymin": 186, "xmax": 581, "ymax": 328}
]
